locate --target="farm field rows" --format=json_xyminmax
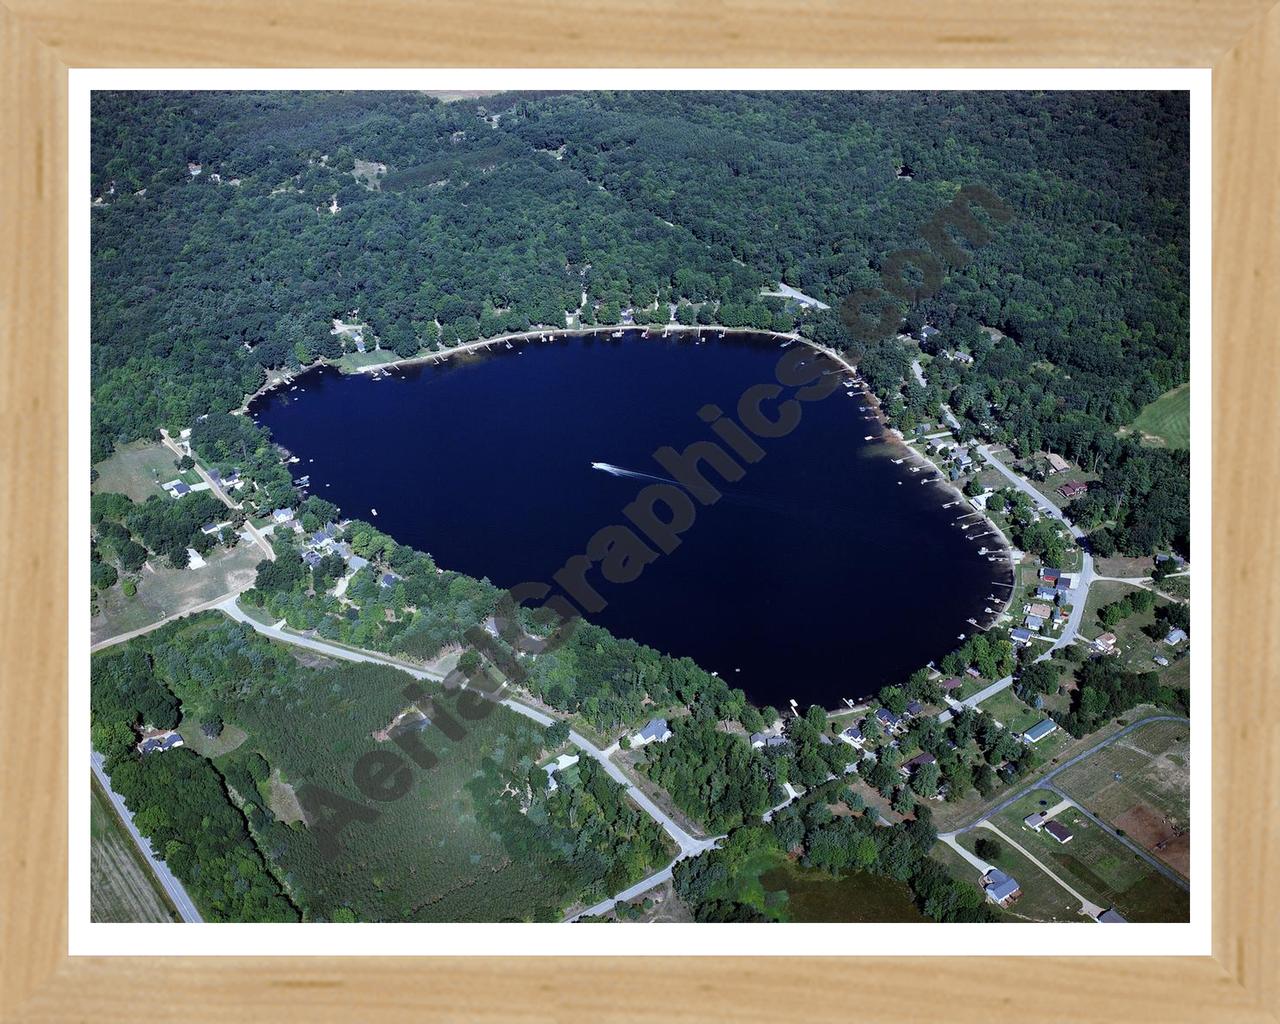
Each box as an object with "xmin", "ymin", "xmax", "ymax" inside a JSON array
[
  {"xmin": 1054, "ymin": 720, "xmax": 1190, "ymax": 879},
  {"xmin": 90, "ymin": 776, "xmax": 177, "ymax": 923},
  {"xmin": 993, "ymin": 789, "xmax": 1187, "ymax": 921}
]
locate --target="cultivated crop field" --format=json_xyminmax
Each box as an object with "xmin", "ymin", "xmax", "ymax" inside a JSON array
[
  {"xmin": 1054, "ymin": 719, "xmax": 1190, "ymax": 878},
  {"xmin": 90, "ymin": 777, "xmax": 177, "ymax": 923},
  {"xmin": 994, "ymin": 793, "xmax": 1187, "ymax": 922}
]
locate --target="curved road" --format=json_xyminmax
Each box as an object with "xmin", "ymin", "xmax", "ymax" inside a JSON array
[
  {"xmin": 215, "ymin": 598, "xmax": 716, "ymax": 861},
  {"xmin": 940, "ymin": 714, "xmax": 1189, "ymax": 893},
  {"xmin": 935, "ymin": 438, "xmax": 1096, "ymax": 723},
  {"xmin": 91, "ymin": 752, "xmax": 203, "ymax": 922}
]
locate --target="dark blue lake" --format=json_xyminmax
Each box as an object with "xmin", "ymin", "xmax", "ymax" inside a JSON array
[{"xmin": 251, "ymin": 332, "xmax": 1008, "ymax": 710}]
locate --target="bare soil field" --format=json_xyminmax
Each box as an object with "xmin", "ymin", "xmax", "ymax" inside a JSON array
[
  {"xmin": 1055, "ymin": 719, "xmax": 1190, "ymax": 878},
  {"xmin": 90, "ymin": 542, "xmax": 260, "ymax": 645}
]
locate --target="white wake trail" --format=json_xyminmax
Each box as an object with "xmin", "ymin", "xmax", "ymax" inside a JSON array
[{"xmin": 589, "ymin": 462, "xmax": 679, "ymax": 486}]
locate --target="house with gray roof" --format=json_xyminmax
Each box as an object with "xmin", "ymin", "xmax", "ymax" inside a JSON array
[
  {"xmin": 982, "ymin": 868, "xmax": 1022, "ymax": 906},
  {"xmin": 630, "ymin": 718, "xmax": 672, "ymax": 747}
]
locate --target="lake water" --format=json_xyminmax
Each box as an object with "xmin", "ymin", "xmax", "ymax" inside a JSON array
[{"xmin": 251, "ymin": 332, "xmax": 1008, "ymax": 710}]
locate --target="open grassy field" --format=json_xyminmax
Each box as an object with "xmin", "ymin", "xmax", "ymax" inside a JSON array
[
  {"xmin": 92, "ymin": 441, "xmax": 183, "ymax": 501},
  {"xmin": 1078, "ymin": 580, "xmax": 1191, "ymax": 684},
  {"xmin": 993, "ymin": 791, "xmax": 1188, "ymax": 921},
  {"xmin": 954, "ymin": 831, "xmax": 1084, "ymax": 922},
  {"xmin": 1128, "ymin": 383, "xmax": 1190, "ymax": 449},
  {"xmin": 90, "ymin": 776, "xmax": 178, "ymax": 923},
  {"xmin": 90, "ymin": 542, "xmax": 261, "ymax": 645},
  {"xmin": 976, "ymin": 687, "xmax": 1043, "ymax": 734},
  {"xmin": 1054, "ymin": 719, "xmax": 1190, "ymax": 879}
]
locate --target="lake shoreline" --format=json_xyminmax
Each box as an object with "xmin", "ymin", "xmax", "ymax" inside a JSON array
[{"xmin": 251, "ymin": 330, "xmax": 1016, "ymax": 713}]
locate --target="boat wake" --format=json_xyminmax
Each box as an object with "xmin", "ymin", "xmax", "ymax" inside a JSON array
[{"xmin": 589, "ymin": 462, "xmax": 679, "ymax": 486}]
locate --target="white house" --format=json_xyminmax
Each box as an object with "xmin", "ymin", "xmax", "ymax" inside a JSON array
[
  {"xmin": 543, "ymin": 753, "xmax": 579, "ymax": 793},
  {"xmin": 630, "ymin": 718, "xmax": 672, "ymax": 747}
]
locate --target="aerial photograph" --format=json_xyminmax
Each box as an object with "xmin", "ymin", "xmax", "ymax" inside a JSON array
[{"xmin": 87, "ymin": 89, "xmax": 1192, "ymax": 926}]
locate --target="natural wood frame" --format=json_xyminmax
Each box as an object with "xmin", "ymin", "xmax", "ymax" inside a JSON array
[{"xmin": 2, "ymin": 2, "xmax": 1276, "ymax": 1020}]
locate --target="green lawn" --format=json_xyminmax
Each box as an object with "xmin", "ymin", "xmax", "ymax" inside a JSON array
[
  {"xmin": 92, "ymin": 441, "xmax": 183, "ymax": 502},
  {"xmin": 955, "ymin": 831, "xmax": 1085, "ymax": 922},
  {"xmin": 1129, "ymin": 384, "xmax": 1190, "ymax": 449},
  {"xmin": 993, "ymin": 796, "xmax": 1188, "ymax": 922}
]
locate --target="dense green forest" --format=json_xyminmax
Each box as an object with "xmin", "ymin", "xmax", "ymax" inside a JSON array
[
  {"xmin": 91, "ymin": 90, "xmax": 1189, "ymax": 555},
  {"xmin": 93, "ymin": 615, "xmax": 673, "ymax": 921}
]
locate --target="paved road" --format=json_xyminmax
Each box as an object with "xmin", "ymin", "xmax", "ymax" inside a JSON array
[
  {"xmin": 565, "ymin": 863, "xmax": 677, "ymax": 923},
  {"xmin": 933, "ymin": 436, "xmax": 1097, "ymax": 724},
  {"xmin": 91, "ymin": 588, "xmax": 246, "ymax": 653},
  {"xmin": 160, "ymin": 429, "xmax": 274, "ymax": 560},
  {"xmin": 975, "ymin": 820, "xmax": 1103, "ymax": 918},
  {"xmin": 940, "ymin": 714, "xmax": 1189, "ymax": 842},
  {"xmin": 216, "ymin": 598, "xmax": 717, "ymax": 861},
  {"xmin": 90, "ymin": 753, "xmax": 203, "ymax": 922},
  {"xmin": 1044, "ymin": 782, "xmax": 1189, "ymax": 890}
]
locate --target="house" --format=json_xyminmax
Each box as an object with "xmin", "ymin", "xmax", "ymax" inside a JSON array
[
  {"xmin": 839, "ymin": 725, "xmax": 863, "ymax": 747},
  {"xmin": 379, "ymin": 572, "xmax": 402, "ymax": 589},
  {"xmin": 137, "ymin": 728, "xmax": 184, "ymax": 755},
  {"xmin": 542, "ymin": 753, "xmax": 580, "ymax": 793},
  {"xmin": 1023, "ymin": 719, "xmax": 1058, "ymax": 744},
  {"xmin": 272, "ymin": 508, "xmax": 295, "ymax": 524},
  {"xmin": 750, "ymin": 732, "xmax": 787, "ymax": 749},
  {"xmin": 1024, "ymin": 614, "xmax": 1045, "ymax": 632},
  {"xmin": 1097, "ymin": 908, "xmax": 1127, "ymax": 923},
  {"xmin": 920, "ymin": 325, "xmax": 941, "ymax": 342},
  {"xmin": 170, "ymin": 481, "xmax": 190, "ymax": 497},
  {"xmin": 1035, "ymin": 586, "xmax": 1058, "ymax": 601},
  {"xmin": 1095, "ymin": 632, "xmax": 1118, "ymax": 653},
  {"xmin": 1164, "ymin": 628, "xmax": 1189, "ymax": 646},
  {"xmin": 875, "ymin": 707, "xmax": 901, "ymax": 730},
  {"xmin": 1044, "ymin": 820, "xmax": 1074, "ymax": 844},
  {"xmin": 1029, "ymin": 603, "xmax": 1054, "ymax": 620},
  {"xmin": 905, "ymin": 700, "xmax": 924, "ymax": 718},
  {"xmin": 1040, "ymin": 567, "xmax": 1061, "ymax": 584},
  {"xmin": 1045, "ymin": 452, "xmax": 1070, "ymax": 474},
  {"xmin": 966, "ymin": 667, "xmax": 982, "ymax": 678},
  {"xmin": 1153, "ymin": 655, "xmax": 1170, "ymax": 667},
  {"xmin": 1023, "ymin": 811, "xmax": 1047, "ymax": 831},
  {"xmin": 982, "ymin": 868, "xmax": 1022, "ymax": 906},
  {"xmin": 940, "ymin": 678, "xmax": 963, "ymax": 692},
  {"xmin": 1011, "ymin": 627, "xmax": 1033, "ymax": 645},
  {"xmin": 899, "ymin": 752, "xmax": 936, "ymax": 777},
  {"xmin": 630, "ymin": 718, "xmax": 673, "ymax": 747},
  {"xmin": 1055, "ymin": 577, "xmax": 1073, "ymax": 593},
  {"xmin": 185, "ymin": 547, "xmax": 206, "ymax": 570},
  {"xmin": 347, "ymin": 555, "xmax": 369, "ymax": 572},
  {"xmin": 1057, "ymin": 480, "xmax": 1088, "ymax": 500}
]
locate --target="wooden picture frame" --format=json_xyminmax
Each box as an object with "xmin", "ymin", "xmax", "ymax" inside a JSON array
[{"xmin": 2, "ymin": 3, "xmax": 1275, "ymax": 1019}]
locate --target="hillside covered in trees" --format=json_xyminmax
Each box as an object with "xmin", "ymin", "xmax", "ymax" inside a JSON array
[{"xmin": 91, "ymin": 90, "xmax": 1189, "ymax": 555}]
